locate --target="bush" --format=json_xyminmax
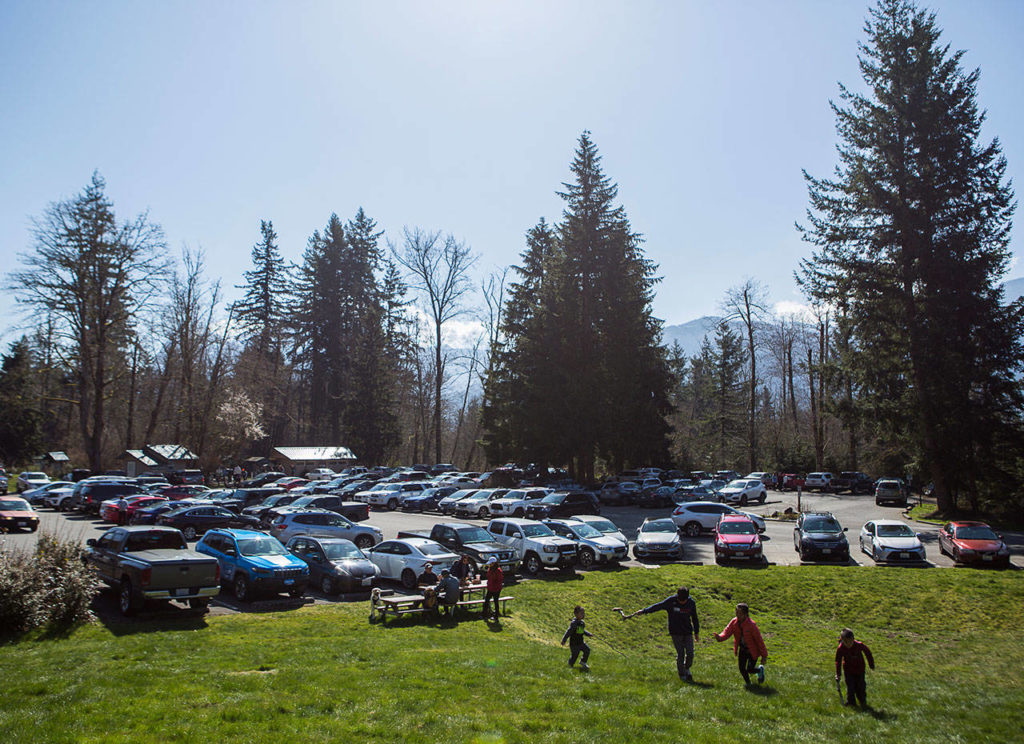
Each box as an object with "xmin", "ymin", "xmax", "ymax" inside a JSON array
[{"xmin": 0, "ymin": 532, "xmax": 99, "ymax": 635}]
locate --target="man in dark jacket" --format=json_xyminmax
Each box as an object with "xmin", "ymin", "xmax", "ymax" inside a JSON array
[
  {"xmin": 435, "ymin": 569, "xmax": 461, "ymax": 616},
  {"xmin": 623, "ymin": 586, "xmax": 700, "ymax": 680}
]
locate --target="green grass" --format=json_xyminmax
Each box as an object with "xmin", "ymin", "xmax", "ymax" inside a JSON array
[
  {"xmin": 907, "ymin": 503, "xmax": 943, "ymax": 524},
  {"xmin": 1, "ymin": 566, "xmax": 1022, "ymax": 743}
]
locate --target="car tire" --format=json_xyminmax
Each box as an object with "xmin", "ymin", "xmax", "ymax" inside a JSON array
[
  {"xmin": 683, "ymin": 521, "xmax": 701, "ymax": 538},
  {"xmin": 354, "ymin": 534, "xmax": 374, "ymax": 550},
  {"xmin": 579, "ymin": 548, "xmax": 596, "ymax": 569},
  {"xmin": 513, "ymin": 509, "xmax": 524, "ymax": 518},
  {"xmin": 234, "ymin": 574, "xmax": 251, "ymax": 602},
  {"xmin": 387, "ymin": 499, "xmax": 398, "ymax": 511},
  {"xmin": 119, "ymin": 578, "xmax": 139, "ymax": 616},
  {"xmin": 189, "ymin": 598, "xmax": 210, "ymax": 612},
  {"xmin": 321, "ymin": 576, "xmax": 338, "ymax": 595},
  {"xmin": 740, "ymin": 495, "xmax": 748, "ymax": 506},
  {"xmin": 478, "ymin": 507, "xmax": 489, "ymax": 519},
  {"xmin": 401, "ymin": 568, "xmax": 418, "ymax": 589},
  {"xmin": 522, "ymin": 553, "xmax": 542, "ymax": 575},
  {"xmin": 182, "ymin": 525, "xmax": 198, "ymax": 541},
  {"xmin": 759, "ymin": 493, "xmax": 766, "ymax": 504}
]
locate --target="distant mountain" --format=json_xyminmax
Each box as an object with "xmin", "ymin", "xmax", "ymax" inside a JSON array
[{"xmin": 1003, "ymin": 277, "xmax": 1024, "ymax": 305}]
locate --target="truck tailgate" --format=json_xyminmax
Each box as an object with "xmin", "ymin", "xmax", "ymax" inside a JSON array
[{"xmin": 130, "ymin": 549, "xmax": 220, "ymax": 589}]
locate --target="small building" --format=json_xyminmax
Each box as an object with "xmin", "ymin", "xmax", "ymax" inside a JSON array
[
  {"xmin": 271, "ymin": 446, "xmax": 357, "ymax": 476},
  {"xmin": 124, "ymin": 444, "xmax": 199, "ymax": 477}
]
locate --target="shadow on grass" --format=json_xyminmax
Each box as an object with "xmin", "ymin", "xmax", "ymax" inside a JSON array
[
  {"xmin": 744, "ymin": 684, "xmax": 778, "ymax": 697},
  {"xmin": 537, "ymin": 571, "xmax": 585, "ymax": 583},
  {"xmin": 858, "ymin": 706, "xmax": 897, "ymax": 721},
  {"xmin": 684, "ymin": 679, "xmax": 715, "ymax": 689}
]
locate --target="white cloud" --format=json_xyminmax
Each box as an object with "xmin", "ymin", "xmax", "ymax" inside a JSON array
[{"xmin": 773, "ymin": 300, "xmax": 816, "ymax": 321}]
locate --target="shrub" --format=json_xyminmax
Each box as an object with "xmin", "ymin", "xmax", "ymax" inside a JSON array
[{"xmin": 0, "ymin": 531, "xmax": 99, "ymax": 635}]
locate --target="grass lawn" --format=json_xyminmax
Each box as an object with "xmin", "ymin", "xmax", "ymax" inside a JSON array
[
  {"xmin": 906, "ymin": 503, "xmax": 943, "ymax": 524},
  {"xmin": 1, "ymin": 566, "xmax": 1022, "ymax": 743}
]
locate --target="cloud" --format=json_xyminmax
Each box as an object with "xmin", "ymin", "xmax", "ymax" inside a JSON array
[{"xmin": 773, "ymin": 300, "xmax": 816, "ymax": 321}]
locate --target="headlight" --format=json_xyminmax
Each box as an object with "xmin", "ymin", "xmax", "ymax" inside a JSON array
[
  {"xmin": 716, "ymin": 539, "xmax": 727, "ymax": 548},
  {"xmin": 252, "ymin": 567, "xmax": 271, "ymax": 576},
  {"xmin": 998, "ymin": 546, "xmax": 1010, "ymax": 555},
  {"xmin": 543, "ymin": 545, "xmax": 558, "ymax": 553},
  {"xmin": 959, "ymin": 548, "xmax": 975, "ymax": 556}
]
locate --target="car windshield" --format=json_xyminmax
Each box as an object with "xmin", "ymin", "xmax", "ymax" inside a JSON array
[
  {"xmin": 572, "ymin": 523, "xmax": 602, "ymax": 539},
  {"xmin": 724, "ymin": 480, "xmax": 745, "ymax": 489},
  {"xmin": 521, "ymin": 524, "xmax": 555, "ymax": 537},
  {"xmin": 238, "ymin": 538, "xmax": 289, "ymax": 556},
  {"xmin": 641, "ymin": 519, "xmax": 677, "ymax": 533},
  {"xmin": 719, "ymin": 521, "xmax": 756, "ymax": 535},
  {"xmin": 124, "ymin": 531, "xmax": 186, "ymax": 551},
  {"xmin": 456, "ymin": 527, "xmax": 493, "ymax": 544},
  {"xmin": 804, "ymin": 517, "xmax": 842, "ymax": 533},
  {"xmin": 0, "ymin": 498, "xmax": 30, "ymax": 510},
  {"xmin": 290, "ymin": 497, "xmax": 315, "ymax": 507},
  {"xmin": 585, "ymin": 518, "xmax": 618, "ymax": 534},
  {"xmin": 323, "ymin": 542, "xmax": 364, "ymax": 560},
  {"xmin": 540, "ymin": 494, "xmax": 565, "ymax": 504},
  {"xmin": 23, "ymin": 473, "xmax": 47, "ymax": 479},
  {"xmin": 419, "ymin": 543, "xmax": 453, "ymax": 557},
  {"xmin": 878, "ymin": 481, "xmax": 901, "ymax": 489},
  {"xmin": 876, "ymin": 524, "xmax": 915, "ymax": 538},
  {"xmin": 955, "ymin": 525, "xmax": 998, "ymax": 540}
]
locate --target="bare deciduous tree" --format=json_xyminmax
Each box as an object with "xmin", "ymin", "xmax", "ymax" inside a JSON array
[{"xmin": 722, "ymin": 279, "xmax": 770, "ymax": 471}]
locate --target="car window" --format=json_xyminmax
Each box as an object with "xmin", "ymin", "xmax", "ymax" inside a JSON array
[
  {"xmin": 124, "ymin": 530, "xmax": 187, "ymax": 551},
  {"xmin": 876, "ymin": 524, "xmax": 915, "ymax": 538},
  {"xmin": 394, "ymin": 543, "xmax": 412, "ymax": 555},
  {"xmin": 955, "ymin": 525, "xmax": 998, "ymax": 540},
  {"xmin": 521, "ymin": 524, "xmax": 555, "ymax": 537},
  {"xmin": 573, "ymin": 523, "xmax": 602, "ymax": 539},
  {"xmin": 641, "ymin": 519, "xmax": 677, "ymax": 533},
  {"xmin": 718, "ymin": 521, "xmax": 756, "ymax": 535},
  {"xmin": 804, "ymin": 517, "xmax": 842, "ymax": 532},
  {"xmin": 237, "ymin": 538, "xmax": 289, "ymax": 556}
]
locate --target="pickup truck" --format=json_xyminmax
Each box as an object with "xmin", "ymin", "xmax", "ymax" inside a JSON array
[
  {"xmin": 397, "ymin": 522, "xmax": 520, "ymax": 573},
  {"xmin": 831, "ymin": 471, "xmax": 875, "ymax": 495},
  {"xmin": 85, "ymin": 526, "xmax": 221, "ymax": 616}
]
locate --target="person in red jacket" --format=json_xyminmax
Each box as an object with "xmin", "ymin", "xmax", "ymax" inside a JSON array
[
  {"xmin": 482, "ymin": 557, "xmax": 503, "ymax": 619},
  {"xmin": 835, "ymin": 628, "xmax": 875, "ymax": 707},
  {"xmin": 714, "ymin": 603, "xmax": 768, "ymax": 685}
]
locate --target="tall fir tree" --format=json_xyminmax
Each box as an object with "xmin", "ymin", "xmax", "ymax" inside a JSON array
[
  {"xmin": 235, "ymin": 220, "xmax": 289, "ymax": 356},
  {"xmin": 0, "ymin": 338, "xmax": 43, "ymax": 465},
  {"xmin": 798, "ymin": 0, "xmax": 1023, "ymax": 512}
]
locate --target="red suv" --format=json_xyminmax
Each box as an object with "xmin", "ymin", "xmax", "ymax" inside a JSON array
[{"xmin": 714, "ymin": 515, "xmax": 764, "ymax": 564}]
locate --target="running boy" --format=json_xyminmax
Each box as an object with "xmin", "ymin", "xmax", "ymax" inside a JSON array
[
  {"xmin": 561, "ymin": 605, "xmax": 593, "ymax": 670},
  {"xmin": 714, "ymin": 603, "xmax": 768, "ymax": 685},
  {"xmin": 835, "ymin": 628, "xmax": 875, "ymax": 707}
]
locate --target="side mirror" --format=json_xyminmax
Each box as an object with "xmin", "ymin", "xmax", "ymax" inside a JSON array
[
  {"xmin": 843, "ymin": 527, "xmax": 848, "ymax": 532},
  {"xmin": 224, "ymin": 548, "xmax": 237, "ymax": 557},
  {"xmin": 86, "ymin": 538, "xmax": 97, "ymax": 547}
]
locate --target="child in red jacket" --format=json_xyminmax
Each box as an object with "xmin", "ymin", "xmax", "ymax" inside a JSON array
[
  {"xmin": 835, "ymin": 628, "xmax": 875, "ymax": 707},
  {"xmin": 714, "ymin": 603, "xmax": 768, "ymax": 685}
]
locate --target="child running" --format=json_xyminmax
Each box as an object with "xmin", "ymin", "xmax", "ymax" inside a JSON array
[
  {"xmin": 561, "ymin": 605, "xmax": 594, "ymax": 670},
  {"xmin": 835, "ymin": 628, "xmax": 875, "ymax": 707}
]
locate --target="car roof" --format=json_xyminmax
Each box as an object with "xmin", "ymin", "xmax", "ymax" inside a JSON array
[
  {"xmin": 949, "ymin": 520, "xmax": 988, "ymax": 527},
  {"xmin": 718, "ymin": 514, "xmax": 754, "ymax": 523},
  {"xmin": 207, "ymin": 528, "xmax": 266, "ymax": 538},
  {"xmin": 869, "ymin": 519, "xmax": 909, "ymax": 527},
  {"xmin": 489, "ymin": 517, "xmax": 541, "ymax": 525}
]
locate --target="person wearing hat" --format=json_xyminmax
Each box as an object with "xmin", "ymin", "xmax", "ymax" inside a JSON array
[
  {"xmin": 435, "ymin": 568, "xmax": 462, "ymax": 616},
  {"xmin": 417, "ymin": 562, "xmax": 438, "ymax": 586},
  {"xmin": 482, "ymin": 556, "xmax": 504, "ymax": 619},
  {"xmin": 622, "ymin": 586, "xmax": 701, "ymax": 681}
]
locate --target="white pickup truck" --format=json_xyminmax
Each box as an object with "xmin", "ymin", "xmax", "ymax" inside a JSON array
[{"xmin": 486, "ymin": 517, "xmax": 577, "ymax": 575}]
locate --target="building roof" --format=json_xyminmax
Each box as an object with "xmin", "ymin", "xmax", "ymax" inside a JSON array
[
  {"xmin": 125, "ymin": 450, "xmax": 159, "ymax": 467},
  {"xmin": 272, "ymin": 446, "xmax": 357, "ymax": 462},
  {"xmin": 143, "ymin": 444, "xmax": 199, "ymax": 463},
  {"xmin": 46, "ymin": 451, "xmax": 71, "ymax": 462}
]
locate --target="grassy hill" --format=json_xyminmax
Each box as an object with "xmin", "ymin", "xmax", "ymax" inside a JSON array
[{"xmin": 1, "ymin": 566, "xmax": 1021, "ymax": 743}]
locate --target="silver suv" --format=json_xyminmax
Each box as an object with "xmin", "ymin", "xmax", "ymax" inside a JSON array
[{"xmin": 268, "ymin": 508, "xmax": 383, "ymax": 549}]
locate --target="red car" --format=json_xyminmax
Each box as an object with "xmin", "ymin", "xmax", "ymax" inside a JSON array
[
  {"xmin": 0, "ymin": 496, "xmax": 39, "ymax": 533},
  {"xmin": 714, "ymin": 515, "xmax": 764, "ymax": 563},
  {"xmin": 99, "ymin": 495, "xmax": 168, "ymax": 523},
  {"xmin": 274, "ymin": 477, "xmax": 310, "ymax": 491},
  {"xmin": 779, "ymin": 474, "xmax": 805, "ymax": 491},
  {"xmin": 938, "ymin": 521, "xmax": 1011, "ymax": 568}
]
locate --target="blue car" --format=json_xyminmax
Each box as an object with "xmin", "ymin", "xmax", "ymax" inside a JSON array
[{"xmin": 195, "ymin": 528, "xmax": 309, "ymax": 601}]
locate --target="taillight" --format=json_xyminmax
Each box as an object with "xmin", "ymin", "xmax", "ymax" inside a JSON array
[
  {"xmin": 140, "ymin": 567, "xmax": 152, "ymax": 587},
  {"xmin": 273, "ymin": 523, "xmax": 286, "ymax": 530},
  {"xmin": 214, "ymin": 562, "xmax": 221, "ymax": 582}
]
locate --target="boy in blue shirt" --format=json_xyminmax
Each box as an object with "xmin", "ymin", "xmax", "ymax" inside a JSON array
[{"xmin": 561, "ymin": 605, "xmax": 593, "ymax": 670}]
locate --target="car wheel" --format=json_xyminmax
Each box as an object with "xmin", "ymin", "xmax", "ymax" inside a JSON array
[
  {"xmin": 684, "ymin": 521, "xmax": 701, "ymax": 538},
  {"xmin": 872, "ymin": 547, "xmax": 882, "ymax": 563},
  {"xmin": 513, "ymin": 508, "xmax": 524, "ymax": 518},
  {"xmin": 234, "ymin": 574, "xmax": 251, "ymax": 602},
  {"xmin": 182, "ymin": 525, "xmax": 198, "ymax": 541},
  {"xmin": 740, "ymin": 495, "xmax": 748, "ymax": 506},
  {"xmin": 522, "ymin": 553, "xmax": 542, "ymax": 575},
  {"xmin": 119, "ymin": 578, "xmax": 139, "ymax": 616},
  {"xmin": 387, "ymin": 498, "xmax": 398, "ymax": 511},
  {"xmin": 401, "ymin": 568, "xmax": 418, "ymax": 589},
  {"xmin": 478, "ymin": 506, "xmax": 490, "ymax": 519},
  {"xmin": 321, "ymin": 576, "xmax": 337, "ymax": 595},
  {"xmin": 354, "ymin": 534, "xmax": 374, "ymax": 550},
  {"xmin": 759, "ymin": 493, "xmax": 766, "ymax": 504},
  {"xmin": 578, "ymin": 548, "xmax": 596, "ymax": 569}
]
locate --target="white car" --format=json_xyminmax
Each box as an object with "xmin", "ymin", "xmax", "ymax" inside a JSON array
[
  {"xmin": 16, "ymin": 472, "xmax": 51, "ymax": 493},
  {"xmin": 486, "ymin": 517, "xmax": 577, "ymax": 575},
  {"xmin": 365, "ymin": 538, "xmax": 460, "ymax": 589},
  {"xmin": 305, "ymin": 468, "xmax": 337, "ymax": 481},
  {"xmin": 355, "ymin": 482, "xmax": 426, "ymax": 510},
  {"xmin": 438, "ymin": 488, "xmax": 480, "ymax": 515},
  {"xmin": 543, "ymin": 518, "xmax": 628, "ymax": 568},
  {"xmin": 573, "ymin": 514, "xmax": 628, "ymax": 544},
  {"xmin": 859, "ymin": 520, "xmax": 927, "ymax": 563},
  {"xmin": 718, "ymin": 479, "xmax": 767, "ymax": 506},
  {"xmin": 488, "ymin": 488, "xmax": 552, "ymax": 517},
  {"xmin": 805, "ymin": 472, "xmax": 834, "ymax": 492},
  {"xmin": 670, "ymin": 501, "xmax": 766, "ymax": 536},
  {"xmin": 22, "ymin": 480, "xmax": 74, "ymax": 505},
  {"xmin": 44, "ymin": 486, "xmax": 76, "ymax": 510},
  {"xmin": 452, "ymin": 489, "xmax": 509, "ymax": 519}
]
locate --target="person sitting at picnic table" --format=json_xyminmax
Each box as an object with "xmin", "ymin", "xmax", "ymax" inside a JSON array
[
  {"xmin": 450, "ymin": 554, "xmax": 477, "ymax": 586},
  {"xmin": 435, "ymin": 569, "xmax": 462, "ymax": 616},
  {"xmin": 418, "ymin": 562, "xmax": 438, "ymax": 586}
]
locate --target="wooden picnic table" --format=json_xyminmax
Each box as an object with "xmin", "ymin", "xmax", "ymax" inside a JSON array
[{"xmin": 371, "ymin": 582, "xmax": 514, "ymax": 622}]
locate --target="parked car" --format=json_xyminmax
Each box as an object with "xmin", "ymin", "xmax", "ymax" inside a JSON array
[
  {"xmin": 265, "ymin": 494, "xmax": 369, "ymax": 523},
  {"xmin": 635, "ymin": 486, "xmax": 678, "ymax": 509},
  {"xmin": 168, "ymin": 469, "xmax": 205, "ymax": 486},
  {"xmin": 874, "ymin": 479, "xmax": 908, "ymax": 507},
  {"xmin": 488, "ymin": 488, "xmax": 552, "ymax": 517},
  {"xmin": 804, "ymin": 472, "xmax": 834, "ymax": 492},
  {"xmin": 573, "ymin": 514, "xmax": 628, "ymax": 544},
  {"xmin": 437, "ymin": 488, "xmax": 480, "ymax": 516},
  {"xmin": 158, "ymin": 504, "xmax": 261, "ymax": 541},
  {"xmin": 793, "ymin": 511, "xmax": 850, "ymax": 562},
  {"xmin": 16, "ymin": 471, "xmax": 51, "ymax": 493},
  {"xmin": 779, "ymin": 473, "xmax": 805, "ymax": 491},
  {"xmin": 365, "ymin": 537, "xmax": 460, "ymax": 589},
  {"xmin": 714, "ymin": 470, "xmax": 741, "ymax": 483},
  {"xmin": 99, "ymin": 495, "xmax": 168, "ymax": 523},
  {"xmin": 524, "ymin": 491, "xmax": 600, "ymax": 520},
  {"xmin": 242, "ymin": 492, "xmax": 302, "ymax": 523},
  {"xmin": 633, "ymin": 518, "xmax": 684, "ymax": 561},
  {"xmin": 21, "ymin": 480, "xmax": 74, "ymax": 506},
  {"xmin": 673, "ymin": 485, "xmax": 722, "ymax": 504},
  {"xmin": 286, "ymin": 536, "xmax": 379, "ymax": 594},
  {"xmin": 0, "ymin": 496, "xmax": 39, "ymax": 532},
  {"xmin": 401, "ymin": 486, "xmax": 458, "ymax": 513},
  {"xmin": 859, "ymin": 520, "xmax": 926, "ymax": 563},
  {"xmin": 273, "ymin": 477, "xmax": 310, "ymax": 491},
  {"xmin": 130, "ymin": 498, "xmax": 206, "ymax": 525},
  {"xmin": 832, "ymin": 471, "xmax": 875, "ymax": 495},
  {"xmin": 240, "ymin": 471, "xmax": 287, "ymax": 488},
  {"xmin": 305, "ymin": 468, "xmax": 337, "ymax": 481},
  {"xmin": 543, "ymin": 518, "xmax": 628, "ymax": 568},
  {"xmin": 44, "ymin": 486, "xmax": 76, "ymax": 511},
  {"xmin": 453, "ymin": 489, "xmax": 510, "ymax": 519},
  {"xmin": 157, "ymin": 485, "xmax": 212, "ymax": 501},
  {"xmin": 395, "ymin": 522, "xmax": 519, "ymax": 573},
  {"xmin": 85, "ymin": 526, "xmax": 221, "ymax": 614},
  {"xmin": 744, "ymin": 472, "xmax": 773, "ymax": 486},
  {"xmin": 486, "ymin": 517, "xmax": 577, "ymax": 575},
  {"xmin": 195, "ymin": 528, "xmax": 310, "ymax": 601},
  {"xmin": 718, "ymin": 479, "xmax": 768, "ymax": 506},
  {"xmin": 938, "ymin": 521, "xmax": 1011, "ymax": 568},
  {"xmin": 363, "ymin": 482, "xmax": 428, "ymax": 510},
  {"xmin": 267, "ymin": 508, "xmax": 382, "ymax": 548},
  {"xmin": 670, "ymin": 501, "xmax": 766, "ymax": 536},
  {"xmin": 74, "ymin": 481, "xmax": 146, "ymax": 514},
  {"xmin": 714, "ymin": 515, "xmax": 763, "ymax": 563},
  {"xmin": 596, "ymin": 480, "xmax": 639, "ymax": 506}
]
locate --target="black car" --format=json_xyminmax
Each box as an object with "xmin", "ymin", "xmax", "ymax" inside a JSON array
[
  {"xmin": 130, "ymin": 498, "xmax": 206, "ymax": 525},
  {"xmin": 74, "ymin": 481, "xmax": 146, "ymax": 515},
  {"xmin": 524, "ymin": 491, "xmax": 600, "ymax": 520},
  {"xmin": 264, "ymin": 494, "xmax": 369, "ymax": 523},
  {"xmin": 242, "ymin": 492, "xmax": 302, "ymax": 524},
  {"xmin": 286, "ymin": 536, "xmax": 379, "ymax": 594},
  {"xmin": 635, "ymin": 486, "xmax": 677, "ymax": 508},
  {"xmin": 832, "ymin": 471, "xmax": 875, "ymax": 495},
  {"xmin": 793, "ymin": 511, "xmax": 850, "ymax": 562},
  {"xmin": 157, "ymin": 505, "xmax": 261, "ymax": 541},
  {"xmin": 210, "ymin": 487, "xmax": 286, "ymax": 514},
  {"xmin": 401, "ymin": 486, "xmax": 458, "ymax": 512}
]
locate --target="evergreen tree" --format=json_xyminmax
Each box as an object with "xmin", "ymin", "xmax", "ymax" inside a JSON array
[
  {"xmin": 235, "ymin": 220, "xmax": 289, "ymax": 356},
  {"xmin": 798, "ymin": 0, "xmax": 1023, "ymax": 512},
  {"xmin": 0, "ymin": 338, "xmax": 42, "ymax": 465},
  {"xmin": 705, "ymin": 322, "xmax": 746, "ymax": 467}
]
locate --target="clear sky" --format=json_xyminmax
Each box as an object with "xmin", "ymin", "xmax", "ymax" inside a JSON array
[{"xmin": 2, "ymin": 0, "xmax": 1022, "ymax": 342}]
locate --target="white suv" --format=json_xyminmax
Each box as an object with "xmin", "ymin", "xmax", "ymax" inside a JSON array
[
  {"xmin": 356, "ymin": 482, "xmax": 426, "ymax": 510},
  {"xmin": 718, "ymin": 479, "xmax": 767, "ymax": 506},
  {"xmin": 488, "ymin": 488, "xmax": 551, "ymax": 518},
  {"xmin": 805, "ymin": 472, "xmax": 834, "ymax": 492},
  {"xmin": 670, "ymin": 501, "xmax": 766, "ymax": 537},
  {"xmin": 486, "ymin": 517, "xmax": 577, "ymax": 575}
]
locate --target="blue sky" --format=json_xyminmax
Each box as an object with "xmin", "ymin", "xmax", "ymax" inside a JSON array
[{"xmin": 2, "ymin": 0, "xmax": 1022, "ymax": 341}]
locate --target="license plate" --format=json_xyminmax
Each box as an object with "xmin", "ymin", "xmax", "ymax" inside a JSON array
[
  {"xmin": 822, "ymin": 548, "xmax": 831, "ymax": 554},
  {"xmin": 361, "ymin": 577, "xmax": 373, "ymax": 586},
  {"xmin": 284, "ymin": 578, "xmax": 295, "ymax": 586},
  {"xmin": 983, "ymin": 555, "xmax": 993, "ymax": 561},
  {"xmin": 17, "ymin": 521, "xmax": 27, "ymax": 527},
  {"xmin": 900, "ymin": 552, "xmax": 909, "ymax": 559},
  {"xmin": 173, "ymin": 588, "xmax": 189, "ymax": 597}
]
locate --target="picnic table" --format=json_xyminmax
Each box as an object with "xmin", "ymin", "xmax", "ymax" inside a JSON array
[{"xmin": 371, "ymin": 581, "xmax": 514, "ymax": 623}]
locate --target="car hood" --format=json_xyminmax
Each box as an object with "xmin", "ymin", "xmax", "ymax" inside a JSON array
[
  {"xmin": 876, "ymin": 536, "xmax": 921, "ymax": 549},
  {"xmin": 954, "ymin": 539, "xmax": 1005, "ymax": 551},
  {"xmin": 464, "ymin": 541, "xmax": 510, "ymax": 553},
  {"xmin": 719, "ymin": 533, "xmax": 759, "ymax": 545},
  {"xmin": 243, "ymin": 553, "xmax": 307, "ymax": 570},
  {"xmin": 586, "ymin": 535, "xmax": 627, "ymax": 550},
  {"xmin": 636, "ymin": 533, "xmax": 679, "ymax": 546},
  {"xmin": 330, "ymin": 559, "xmax": 378, "ymax": 576},
  {"xmin": 0, "ymin": 509, "xmax": 36, "ymax": 518},
  {"xmin": 533, "ymin": 536, "xmax": 575, "ymax": 547}
]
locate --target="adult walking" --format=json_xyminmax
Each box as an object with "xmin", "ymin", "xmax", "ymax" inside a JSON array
[
  {"xmin": 714, "ymin": 603, "xmax": 768, "ymax": 685},
  {"xmin": 622, "ymin": 586, "xmax": 700, "ymax": 680},
  {"xmin": 482, "ymin": 557, "xmax": 503, "ymax": 619}
]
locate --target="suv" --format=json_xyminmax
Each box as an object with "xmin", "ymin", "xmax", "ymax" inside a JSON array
[
  {"xmin": 267, "ymin": 508, "xmax": 382, "ymax": 548},
  {"xmin": 805, "ymin": 472, "xmax": 834, "ymax": 492},
  {"xmin": 74, "ymin": 481, "xmax": 145, "ymax": 514},
  {"xmin": 544, "ymin": 518, "xmax": 628, "ymax": 568},
  {"xmin": 718, "ymin": 479, "xmax": 767, "ymax": 506},
  {"xmin": 670, "ymin": 501, "xmax": 766, "ymax": 537},
  {"xmin": 362, "ymin": 482, "xmax": 427, "ymax": 510},
  {"xmin": 169, "ymin": 469, "xmax": 205, "ymax": 486},
  {"xmin": 195, "ymin": 528, "xmax": 310, "ymax": 602},
  {"xmin": 793, "ymin": 511, "xmax": 850, "ymax": 561},
  {"xmin": 874, "ymin": 479, "xmax": 908, "ymax": 507},
  {"xmin": 832, "ymin": 472, "xmax": 875, "ymax": 495},
  {"xmin": 596, "ymin": 481, "xmax": 639, "ymax": 506},
  {"xmin": 486, "ymin": 517, "xmax": 577, "ymax": 575},
  {"xmin": 714, "ymin": 515, "xmax": 763, "ymax": 563},
  {"xmin": 488, "ymin": 488, "xmax": 551, "ymax": 517},
  {"xmin": 524, "ymin": 491, "xmax": 600, "ymax": 520}
]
